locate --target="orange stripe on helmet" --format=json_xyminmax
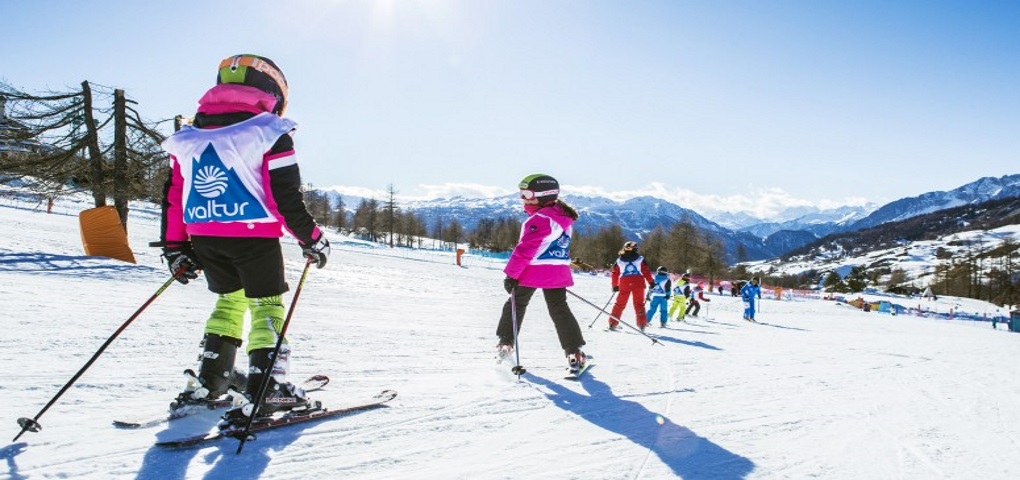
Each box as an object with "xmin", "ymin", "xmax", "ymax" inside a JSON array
[{"xmin": 218, "ymin": 55, "xmax": 289, "ymax": 114}]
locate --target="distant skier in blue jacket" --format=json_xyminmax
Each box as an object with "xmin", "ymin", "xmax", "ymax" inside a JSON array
[
  {"xmin": 646, "ymin": 266, "xmax": 672, "ymax": 328},
  {"xmin": 741, "ymin": 276, "xmax": 762, "ymax": 322}
]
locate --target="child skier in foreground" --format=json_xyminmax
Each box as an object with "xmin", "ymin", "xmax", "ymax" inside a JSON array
[
  {"xmin": 496, "ymin": 174, "xmax": 588, "ymax": 372},
  {"xmin": 159, "ymin": 54, "xmax": 330, "ymax": 427}
]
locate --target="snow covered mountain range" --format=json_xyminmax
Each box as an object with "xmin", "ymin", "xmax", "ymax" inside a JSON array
[
  {"xmin": 324, "ymin": 174, "xmax": 1020, "ymax": 263},
  {"xmin": 845, "ymin": 174, "xmax": 1020, "ymax": 230}
]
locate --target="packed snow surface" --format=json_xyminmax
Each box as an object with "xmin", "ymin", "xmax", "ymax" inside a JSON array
[{"xmin": 1, "ymin": 193, "xmax": 1019, "ymax": 479}]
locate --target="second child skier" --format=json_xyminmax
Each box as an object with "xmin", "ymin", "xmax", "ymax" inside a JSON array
[{"xmin": 496, "ymin": 174, "xmax": 589, "ymax": 373}]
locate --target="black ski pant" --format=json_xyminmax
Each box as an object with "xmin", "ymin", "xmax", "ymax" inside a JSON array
[
  {"xmin": 497, "ymin": 286, "xmax": 586, "ymax": 355},
  {"xmin": 688, "ymin": 299, "xmax": 701, "ymax": 317}
]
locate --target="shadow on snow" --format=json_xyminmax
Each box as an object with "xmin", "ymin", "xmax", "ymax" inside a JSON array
[
  {"xmin": 0, "ymin": 442, "xmax": 28, "ymax": 480},
  {"xmin": 135, "ymin": 411, "xmax": 317, "ymax": 480},
  {"xmin": 649, "ymin": 332, "xmax": 724, "ymax": 351},
  {"xmin": 527, "ymin": 373, "xmax": 755, "ymax": 479},
  {"xmin": 0, "ymin": 252, "xmax": 157, "ymax": 280}
]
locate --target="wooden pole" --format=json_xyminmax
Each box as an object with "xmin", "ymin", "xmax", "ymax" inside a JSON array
[
  {"xmin": 113, "ymin": 89, "xmax": 128, "ymax": 230},
  {"xmin": 80, "ymin": 81, "xmax": 106, "ymax": 208}
]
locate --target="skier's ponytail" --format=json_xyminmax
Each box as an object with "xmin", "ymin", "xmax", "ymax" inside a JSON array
[{"xmin": 556, "ymin": 199, "xmax": 579, "ymax": 220}]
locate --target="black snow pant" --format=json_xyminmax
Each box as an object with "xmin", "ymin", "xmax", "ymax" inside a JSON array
[
  {"xmin": 687, "ymin": 299, "xmax": 701, "ymax": 317},
  {"xmin": 496, "ymin": 286, "xmax": 586, "ymax": 355}
]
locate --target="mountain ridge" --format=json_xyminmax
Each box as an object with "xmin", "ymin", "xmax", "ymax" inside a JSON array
[{"xmin": 317, "ymin": 173, "xmax": 1020, "ymax": 263}]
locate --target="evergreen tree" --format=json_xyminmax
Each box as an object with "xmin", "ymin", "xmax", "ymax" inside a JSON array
[
  {"xmin": 430, "ymin": 216, "xmax": 445, "ymax": 246},
  {"xmin": 823, "ymin": 271, "xmax": 845, "ymax": 293},
  {"xmin": 384, "ymin": 184, "xmax": 398, "ymax": 247},
  {"xmin": 1, "ymin": 82, "xmax": 167, "ymax": 227},
  {"xmin": 334, "ymin": 195, "xmax": 347, "ymax": 232},
  {"xmin": 443, "ymin": 218, "xmax": 465, "ymax": 247},
  {"xmin": 845, "ymin": 266, "xmax": 868, "ymax": 293},
  {"xmin": 352, "ymin": 198, "xmax": 380, "ymax": 241},
  {"xmin": 641, "ymin": 226, "xmax": 669, "ymax": 270}
]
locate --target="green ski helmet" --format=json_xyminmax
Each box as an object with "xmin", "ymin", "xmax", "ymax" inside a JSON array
[
  {"xmin": 518, "ymin": 174, "xmax": 559, "ymax": 204},
  {"xmin": 217, "ymin": 54, "xmax": 289, "ymax": 115}
]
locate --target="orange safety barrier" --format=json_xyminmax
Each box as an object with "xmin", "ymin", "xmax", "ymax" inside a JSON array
[{"xmin": 79, "ymin": 206, "xmax": 136, "ymax": 264}]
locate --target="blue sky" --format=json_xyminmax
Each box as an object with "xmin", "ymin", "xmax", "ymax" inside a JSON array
[{"xmin": 3, "ymin": 0, "xmax": 1018, "ymax": 218}]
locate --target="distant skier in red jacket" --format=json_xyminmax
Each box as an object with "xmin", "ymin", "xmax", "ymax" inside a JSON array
[
  {"xmin": 687, "ymin": 282, "xmax": 712, "ymax": 317},
  {"xmin": 608, "ymin": 241, "xmax": 655, "ymax": 330}
]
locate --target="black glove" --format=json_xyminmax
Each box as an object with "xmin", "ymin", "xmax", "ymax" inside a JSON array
[
  {"xmin": 163, "ymin": 243, "xmax": 201, "ymax": 284},
  {"xmin": 648, "ymin": 282, "xmax": 655, "ymax": 290},
  {"xmin": 302, "ymin": 236, "xmax": 330, "ymax": 269},
  {"xmin": 612, "ymin": 285, "xmax": 619, "ymax": 293},
  {"xmin": 503, "ymin": 277, "xmax": 519, "ymax": 293}
]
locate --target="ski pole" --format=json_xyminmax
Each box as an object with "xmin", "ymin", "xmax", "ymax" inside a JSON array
[
  {"xmin": 566, "ymin": 289, "xmax": 663, "ymax": 346},
  {"xmin": 14, "ymin": 268, "xmax": 184, "ymax": 442},
  {"xmin": 586, "ymin": 293, "xmax": 616, "ymax": 329},
  {"xmin": 235, "ymin": 259, "xmax": 314, "ymax": 454},
  {"xmin": 509, "ymin": 288, "xmax": 526, "ymax": 377}
]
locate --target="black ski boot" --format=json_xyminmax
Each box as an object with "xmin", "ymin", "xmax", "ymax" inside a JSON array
[
  {"xmin": 567, "ymin": 349, "xmax": 588, "ymax": 371},
  {"xmin": 220, "ymin": 346, "xmax": 313, "ymax": 428},
  {"xmin": 171, "ymin": 334, "xmax": 246, "ymax": 409}
]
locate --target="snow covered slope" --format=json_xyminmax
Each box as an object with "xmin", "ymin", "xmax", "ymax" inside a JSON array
[{"xmin": 2, "ymin": 192, "xmax": 1019, "ymax": 479}]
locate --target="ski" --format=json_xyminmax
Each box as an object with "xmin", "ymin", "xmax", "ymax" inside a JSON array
[
  {"xmin": 113, "ymin": 399, "xmax": 233, "ymax": 429},
  {"xmin": 565, "ymin": 362, "xmax": 594, "ymax": 380},
  {"xmin": 155, "ymin": 389, "xmax": 397, "ymax": 449},
  {"xmin": 113, "ymin": 374, "xmax": 330, "ymax": 429}
]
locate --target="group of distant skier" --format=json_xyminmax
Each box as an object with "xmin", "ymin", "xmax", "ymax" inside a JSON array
[{"xmin": 603, "ymin": 243, "xmax": 763, "ymax": 331}]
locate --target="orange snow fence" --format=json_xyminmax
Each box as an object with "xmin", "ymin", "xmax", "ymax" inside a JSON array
[{"xmin": 79, "ymin": 206, "xmax": 136, "ymax": 264}]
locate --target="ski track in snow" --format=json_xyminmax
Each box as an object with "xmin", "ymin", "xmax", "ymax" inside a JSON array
[{"xmin": 2, "ymin": 191, "xmax": 1020, "ymax": 479}]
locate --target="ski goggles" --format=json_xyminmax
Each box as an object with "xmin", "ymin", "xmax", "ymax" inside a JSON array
[{"xmin": 519, "ymin": 188, "xmax": 558, "ymax": 200}]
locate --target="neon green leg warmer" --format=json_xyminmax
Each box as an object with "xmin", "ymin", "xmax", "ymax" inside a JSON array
[
  {"xmin": 247, "ymin": 295, "xmax": 286, "ymax": 353},
  {"xmin": 204, "ymin": 289, "xmax": 247, "ymax": 341}
]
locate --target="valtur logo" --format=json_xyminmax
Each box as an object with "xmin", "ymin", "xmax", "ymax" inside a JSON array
[{"xmin": 194, "ymin": 166, "xmax": 229, "ymax": 198}]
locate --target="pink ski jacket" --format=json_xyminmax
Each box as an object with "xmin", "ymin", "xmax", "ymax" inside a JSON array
[{"xmin": 503, "ymin": 202, "xmax": 575, "ymax": 289}]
